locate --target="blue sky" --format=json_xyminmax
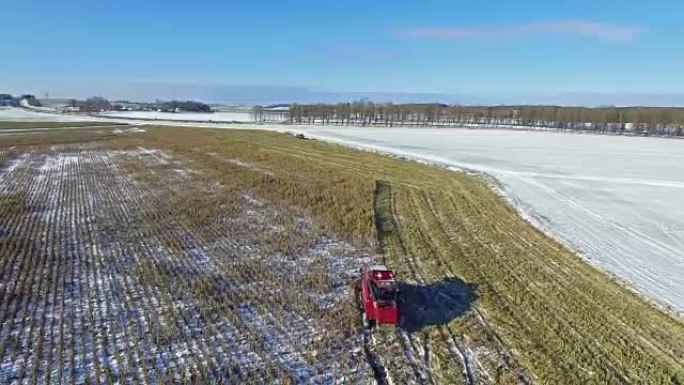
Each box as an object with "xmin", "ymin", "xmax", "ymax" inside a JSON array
[{"xmin": 1, "ymin": 0, "xmax": 683, "ymax": 105}]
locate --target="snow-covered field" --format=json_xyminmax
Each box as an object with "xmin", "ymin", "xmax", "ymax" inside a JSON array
[
  {"xmin": 0, "ymin": 107, "xmax": 267, "ymax": 124},
  {"xmin": 97, "ymin": 110, "xmax": 260, "ymax": 122},
  {"xmin": 286, "ymin": 127, "xmax": 684, "ymax": 313},
  {"xmin": 0, "ymin": 146, "xmax": 374, "ymax": 384},
  {"xmin": 0, "ymin": 107, "xmax": 111, "ymax": 122}
]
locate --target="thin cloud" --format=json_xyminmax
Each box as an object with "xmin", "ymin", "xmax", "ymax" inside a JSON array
[{"xmin": 402, "ymin": 20, "xmax": 647, "ymax": 43}]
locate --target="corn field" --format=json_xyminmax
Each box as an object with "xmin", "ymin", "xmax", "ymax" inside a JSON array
[{"xmin": 0, "ymin": 143, "xmax": 374, "ymax": 384}]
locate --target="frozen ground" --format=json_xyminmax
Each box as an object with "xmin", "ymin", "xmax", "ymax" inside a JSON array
[{"xmin": 285, "ymin": 127, "xmax": 684, "ymax": 313}]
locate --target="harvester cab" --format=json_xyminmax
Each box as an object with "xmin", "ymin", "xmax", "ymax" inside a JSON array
[{"xmin": 357, "ymin": 264, "xmax": 400, "ymax": 328}]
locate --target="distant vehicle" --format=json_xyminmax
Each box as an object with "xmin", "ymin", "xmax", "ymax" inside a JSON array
[{"xmin": 356, "ymin": 263, "xmax": 400, "ymax": 327}]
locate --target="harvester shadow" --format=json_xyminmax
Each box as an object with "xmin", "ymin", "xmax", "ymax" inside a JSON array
[{"xmin": 398, "ymin": 277, "xmax": 477, "ymax": 334}]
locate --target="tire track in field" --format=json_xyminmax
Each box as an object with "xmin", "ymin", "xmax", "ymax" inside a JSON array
[
  {"xmin": 436, "ymin": 189, "xmax": 648, "ymax": 382},
  {"xmin": 373, "ymin": 180, "xmax": 447, "ymax": 385},
  {"xmin": 456, "ymin": 185, "xmax": 684, "ymax": 373},
  {"xmin": 409, "ymin": 189, "xmax": 531, "ymax": 385},
  {"xmin": 388, "ymin": 186, "xmax": 477, "ymax": 385}
]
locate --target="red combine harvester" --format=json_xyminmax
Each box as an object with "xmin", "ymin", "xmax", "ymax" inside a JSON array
[{"xmin": 356, "ymin": 264, "xmax": 400, "ymax": 328}]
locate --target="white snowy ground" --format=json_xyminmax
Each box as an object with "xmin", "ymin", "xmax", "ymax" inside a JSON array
[
  {"xmin": 96, "ymin": 110, "xmax": 258, "ymax": 122},
  {"xmin": 3, "ymin": 106, "xmax": 683, "ymax": 313},
  {"xmin": 0, "ymin": 107, "xmax": 112, "ymax": 122},
  {"xmin": 0, "ymin": 107, "xmax": 259, "ymax": 123}
]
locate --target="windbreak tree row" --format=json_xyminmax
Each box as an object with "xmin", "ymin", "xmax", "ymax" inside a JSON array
[{"xmin": 286, "ymin": 102, "xmax": 684, "ymax": 136}]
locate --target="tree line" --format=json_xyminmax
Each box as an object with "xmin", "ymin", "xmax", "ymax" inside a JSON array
[
  {"xmin": 249, "ymin": 105, "xmax": 288, "ymax": 122},
  {"xmin": 67, "ymin": 97, "xmax": 213, "ymax": 113},
  {"xmin": 286, "ymin": 102, "xmax": 684, "ymax": 137},
  {"xmin": 153, "ymin": 100, "xmax": 212, "ymax": 113},
  {"xmin": 0, "ymin": 93, "xmax": 42, "ymax": 107}
]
